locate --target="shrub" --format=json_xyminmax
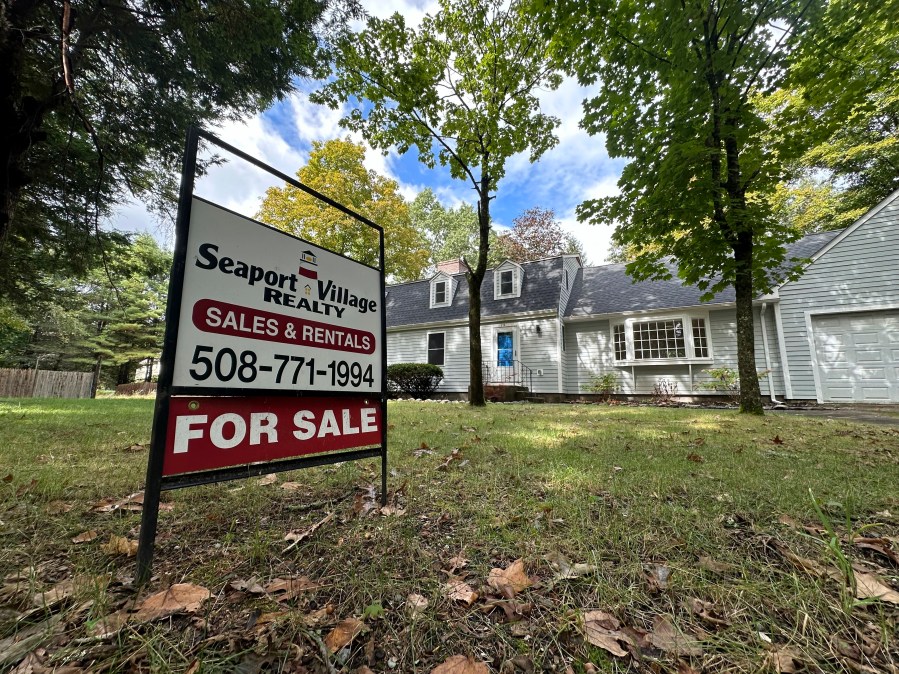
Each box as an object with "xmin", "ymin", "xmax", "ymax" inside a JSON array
[
  {"xmin": 386, "ymin": 363, "xmax": 444, "ymax": 398},
  {"xmin": 651, "ymin": 379, "xmax": 678, "ymax": 404},
  {"xmin": 582, "ymin": 372, "xmax": 620, "ymax": 400},
  {"xmin": 695, "ymin": 367, "xmax": 770, "ymax": 402}
]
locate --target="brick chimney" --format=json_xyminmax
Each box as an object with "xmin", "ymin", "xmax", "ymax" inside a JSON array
[{"xmin": 435, "ymin": 258, "xmax": 470, "ymax": 275}]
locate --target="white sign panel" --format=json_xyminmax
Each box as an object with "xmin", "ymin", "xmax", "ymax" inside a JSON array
[{"xmin": 172, "ymin": 198, "xmax": 382, "ymax": 392}]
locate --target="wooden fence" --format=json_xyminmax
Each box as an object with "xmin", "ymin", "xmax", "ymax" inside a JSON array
[{"xmin": 0, "ymin": 369, "xmax": 94, "ymax": 399}]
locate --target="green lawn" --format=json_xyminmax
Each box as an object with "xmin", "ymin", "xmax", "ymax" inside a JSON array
[{"xmin": 0, "ymin": 398, "xmax": 896, "ymax": 672}]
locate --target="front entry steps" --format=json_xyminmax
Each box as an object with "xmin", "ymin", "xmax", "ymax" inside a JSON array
[{"xmin": 483, "ymin": 384, "xmax": 545, "ymax": 403}]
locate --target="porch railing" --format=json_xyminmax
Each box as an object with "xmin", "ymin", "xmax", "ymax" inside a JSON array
[{"xmin": 482, "ymin": 359, "xmax": 533, "ymax": 390}]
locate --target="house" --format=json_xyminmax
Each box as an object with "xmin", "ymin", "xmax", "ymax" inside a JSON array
[{"xmin": 386, "ymin": 189, "xmax": 899, "ymax": 403}]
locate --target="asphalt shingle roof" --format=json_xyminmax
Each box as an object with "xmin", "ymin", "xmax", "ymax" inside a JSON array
[
  {"xmin": 564, "ymin": 229, "xmax": 843, "ymax": 318},
  {"xmin": 386, "ymin": 257, "xmax": 562, "ymax": 328},
  {"xmin": 386, "ymin": 229, "xmax": 844, "ymax": 327}
]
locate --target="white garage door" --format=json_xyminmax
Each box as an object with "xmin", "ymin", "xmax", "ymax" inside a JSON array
[{"xmin": 812, "ymin": 311, "xmax": 899, "ymax": 403}]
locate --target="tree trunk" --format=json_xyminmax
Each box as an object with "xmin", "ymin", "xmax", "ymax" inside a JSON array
[
  {"xmin": 117, "ymin": 360, "xmax": 133, "ymax": 386},
  {"xmin": 467, "ymin": 178, "xmax": 491, "ymax": 407},
  {"xmin": 733, "ymin": 233, "xmax": 763, "ymax": 414},
  {"xmin": 91, "ymin": 356, "xmax": 102, "ymax": 398}
]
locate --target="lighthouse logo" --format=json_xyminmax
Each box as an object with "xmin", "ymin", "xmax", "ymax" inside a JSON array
[{"xmin": 299, "ymin": 250, "xmax": 318, "ymax": 279}]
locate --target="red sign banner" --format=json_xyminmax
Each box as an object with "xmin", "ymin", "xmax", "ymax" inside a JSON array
[
  {"xmin": 191, "ymin": 298, "xmax": 376, "ymax": 354},
  {"xmin": 163, "ymin": 395, "xmax": 381, "ymax": 477}
]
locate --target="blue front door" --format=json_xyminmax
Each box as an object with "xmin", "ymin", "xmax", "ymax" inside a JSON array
[{"xmin": 497, "ymin": 331, "xmax": 514, "ymax": 367}]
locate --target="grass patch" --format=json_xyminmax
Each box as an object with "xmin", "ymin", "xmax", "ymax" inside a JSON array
[{"xmin": 0, "ymin": 398, "xmax": 897, "ymax": 672}]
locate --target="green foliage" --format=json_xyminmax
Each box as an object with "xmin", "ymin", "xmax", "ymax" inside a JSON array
[
  {"xmin": 696, "ymin": 367, "xmax": 742, "ymax": 399},
  {"xmin": 313, "ymin": 0, "xmax": 561, "ymax": 405},
  {"xmin": 410, "ymin": 189, "xmax": 501, "ymax": 271},
  {"xmin": 258, "ymin": 138, "xmax": 429, "ymax": 282},
  {"xmin": 386, "ymin": 363, "xmax": 445, "ymax": 398},
  {"xmin": 535, "ymin": 0, "xmax": 821, "ymax": 414},
  {"xmin": 0, "ymin": 0, "xmax": 334, "ymax": 297},
  {"xmin": 774, "ymin": 0, "xmax": 899, "ymax": 229},
  {"xmin": 581, "ymin": 372, "xmax": 619, "ymax": 399}
]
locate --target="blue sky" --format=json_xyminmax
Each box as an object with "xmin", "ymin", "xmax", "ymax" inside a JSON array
[{"xmin": 108, "ymin": 0, "xmax": 625, "ymax": 265}]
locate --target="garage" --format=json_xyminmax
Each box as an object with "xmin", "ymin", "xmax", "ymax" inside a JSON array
[{"xmin": 812, "ymin": 311, "xmax": 899, "ymax": 403}]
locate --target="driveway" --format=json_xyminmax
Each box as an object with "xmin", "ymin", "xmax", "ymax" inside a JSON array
[{"xmin": 771, "ymin": 406, "xmax": 899, "ymax": 427}]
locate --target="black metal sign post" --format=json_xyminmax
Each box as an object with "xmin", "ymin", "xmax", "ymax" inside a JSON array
[{"xmin": 137, "ymin": 126, "xmax": 388, "ymax": 585}]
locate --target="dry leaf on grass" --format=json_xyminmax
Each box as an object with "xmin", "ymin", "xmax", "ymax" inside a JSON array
[
  {"xmin": 323, "ymin": 617, "xmax": 366, "ymax": 653},
  {"xmin": 229, "ymin": 577, "xmax": 266, "ymax": 594},
  {"xmin": 91, "ymin": 491, "xmax": 144, "ymax": 513},
  {"xmin": 132, "ymin": 583, "xmax": 210, "ymax": 622},
  {"xmin": 256, "ymin": 473, "xmax": 278, "ymax": 486},
  {"xmin": 101, "ymin": 535, "xmax": 138, "ymax": 557},
  {"xmin": 264, "ymin": 576, "xmax": 319, "ymax": 602},
  {"xmin": 487, "ymin": 558, "xmax": 532, "ymax": 597},
  {"xmin": 583, "ymin": 611, "xmax": 629, "ymax": 658},
  {"xmin": 444, "ymin": 578, "xmax": 478, "ymax": 605},
  {"xmin": 771, "ymin": 541, "xmax": 828, "ymax": 576},
  {"xmin": 283, "ymin": 512, "xmax": 335, "ymax": 551},
  {"xmin": 407, "ymin": 593, "xmax": 429, "ymax": 615},
  {"xmin": 648, "ymin": 616, "xmax": 703, "ymax": 656},
  {"xmin": 544, "ymin": 551, "xmax": 595, "ymax": 580},
  {"xmin": 853, "ymin": 537, "xmax": 899, "ymax": 565},
  {"xmin": 431, "ymin": 655, "xmax": 490, "ymax": 674},
  {"xmin": 437, "ymin": 448, "xmax": 463, "ymax": 471},
  {"xmin": 645, "ymin": 563, "xmax": 671, "ymax": 591},
  {"xmin": 352, "ymin": 485, "xmax": 378, "ymax": 518},
  {"xmin": 765, "ymin": 646, "xmax": 804, "ymax": 673},
  {"xmin": 280, "ymin": 481, "xmax": 305, "ymax": 491},
  {"xmin": 32, "ymin": 575, "xmax": 102, "ymax": 609},
  {"xmin": 71, "ymin": 530, "xmax": 98, "ymax": 544},
  {"xmin": 685, "ymin": 597, "xmax": 730, "ymax": 627},
  {"xmin": 46, "ymin": 501, "xmax": 74, "ymax": 515},
  {"xmin": 854, "ymin": 572, "xmax": 899, "ymax": 604},
  {"xmin": 698, "ymin": 556, "xmax": 735, "ymax": 574},
  {"xmin": 379, "ymin": 504, "xmax": 407, "ymax": 516}
]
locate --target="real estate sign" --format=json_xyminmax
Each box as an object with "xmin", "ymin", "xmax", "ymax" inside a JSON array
[{"xmin": 138, "ymin": 127, "xmax": 387, "ymax": 583}]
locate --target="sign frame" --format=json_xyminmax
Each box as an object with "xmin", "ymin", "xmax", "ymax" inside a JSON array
[{"xmin": 137, "ymin": 126, "xmax": 388, "ymax": 583}]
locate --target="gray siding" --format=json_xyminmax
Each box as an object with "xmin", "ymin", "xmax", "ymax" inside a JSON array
[
  {"xmin": 387, "ymin": 326, "xmax": 470, "ymax": 392},
  {"xmin": 480, "ymin": 317, "xmax": 560, "ymax": 394},
  {"xmin": 563, "ymin": 309, "xmax": 780, "ymax": 396},
  {"xmin": 778, "ymin": 191, "xmax": 899, "ymax": 400}
]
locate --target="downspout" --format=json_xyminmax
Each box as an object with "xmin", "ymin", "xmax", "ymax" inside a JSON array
[{"xmin": 759, "ymin": 302, "xmax": 784, "ymax": 404}]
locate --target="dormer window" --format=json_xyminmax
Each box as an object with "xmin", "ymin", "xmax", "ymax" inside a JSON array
[
  {"xmin": 430, "ymin": 272, "xmax": 454, "ymax": 308},
  {"xmin": 494, "ymin": 261, "xmax": 523, "ymax": 299}
]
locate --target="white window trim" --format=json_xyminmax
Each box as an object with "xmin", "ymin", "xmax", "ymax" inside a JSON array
[
  {"xmin": 430, "ymin": 275, "xmax": 452, "ymax": 308},
  {"xmin": 609, "ymin": 313, "xmax": 714, "ymax": 365},
  {"xmin": 494, "ymin": 263, "xmax": 523, "ymax": 299},
  {"xmin": 426, "ymin": 330, "xmax": 446, "ymax": 366}
]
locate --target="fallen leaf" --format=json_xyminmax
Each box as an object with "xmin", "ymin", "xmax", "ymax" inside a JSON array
[
  {"xmin": 46, "ymin": 501, "xmax": 74, "ymax": 515},
  {"xmin": 765, "ymin": 646, "xmax": 803, "ymax": 673},
  {"xmin": 280, "ymin": 481, "xmax": 304, "ymax": 491},
  {"xmin": 323, "ymin": 617, "xmax": 365, "ymax": 653},
  {"xmin": 2, "ymin": 474, "xmax": 12, "ymax": 483},
  {"xmin": 283, "ymin": 512, "xmax": 335, "ymax": 551},
  {"xmin": 101, "ymin": 535, "xmax": 138, "ymax": 557},
  {"xmin": 483, "ymin": 599, "xmax": 532, "ymax": 623},
  {"xmin": 437, "ymin": 448, "xmax": 463, "ymax": 471},
  {"xmin": 32, "ymin": 576, "xmax": 100, "ymax": 609},
  {"xmin": 256, "ymin": 473, "xmax": 278, "ymax": 486},
  {"xmin": 447, "ymin": 554, "xmax": 469, "ymax": 572},
  {"xmin": 646, "ymin": 563, "xmax": 671, "ymax": 591},
  {"xmin": 583, "ymin": 611, "xmax": 629, "ymax": 658},
  {"xmin": 685, "ymin": 597, "xmax": 729, "ymax": 627},
  {"xmin": 853, "ymin": 537, "xmax": 899, "ymax": 565},
  {"xmin": 544, "ymin": 551, "xmax": 596, "ymax": 580},
  {"xmin": 430, "ymin": 655, "xmax": 489, "ymax": 674},
  {"xmin": 132, "ymin": 583, "xmax": 210, "ymax": 622},
  {"xmin": 407, "ymin": 593, "xmax": 429, "ymax": 615},
  {"xmin": 487, "ymin": 558, "xmax": 532, "ymax": 597},
  {"xmin": 854, "ymin": 572, "xmax": 899, "ymax": 604},
  {"xmin": 771, "ymin": 541, "xmax": 828, "ymax": 576},
  {"xmin": 264, "ymin": 576, "xmax": 319, "ymax": 602},
  {"xmin": 379, "ymin": 504, "xmax": 407, "ymax": 516},
  {"xmin": 352, "ymin": 484, "xmax": 378, "ymax": 518},
  {"xmin": 698, "ymin": 556, "xmax": 735, "ymax": 574},
  {"xmin": 71, "ymin": 530, "xmax": 99, "ymax": 544},
  {"xmin": 444, "ymin": 578, "xmax": 478, "ymax": 605},
  {"xmin": 91, "ymin": 491, "xmax": 144, "ymax": 513},
  {"xmin": 124, "ymin": 443, "xmax": 146, "ymax": 452},
  {"xmin": 16, "ymin": 479, "xmax": 37, "ymax": 496},
  {"xmin": 229, "ymin": 577, "xmax": 266, "ymax": 594},
  {"xmin": 772, "ymin": 435, "xmax": 784, "ymax": 445},
  {"xmin": 686, "ymin": 453, "xmax": 704, "ymax": 463},
  {"xmin": 648, "ymin": 616, "xmax": 702, "ymax": 656}
]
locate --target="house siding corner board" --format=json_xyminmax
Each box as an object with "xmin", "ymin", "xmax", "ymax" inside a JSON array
[
  {"xmin": 778, "ymin": 194, "xmax": 899, "ymax": 401},
  {"xmin": 386, "ymin": 326, "xmax": 470, "ymax": 392}
]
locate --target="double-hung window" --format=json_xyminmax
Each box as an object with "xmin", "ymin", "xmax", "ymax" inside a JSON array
[
  {"xmin": 499, "ymin": 270, "xmax": 514, "ymax": 296},
  {"xmin": 612, "ymin": 316, "xmax": 711, "ymax": 363},
  {"xmin": 427, "ymin": 332, "xmax": 445, "ymax": 366},
  {"xmin": 434, "ymin": 281, "xmax": 447, "ymax": 305}
]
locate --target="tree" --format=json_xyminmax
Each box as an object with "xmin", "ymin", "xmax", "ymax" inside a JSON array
[
  {"xmin": 312, "ymin": 0, "xmax": 561, "ymax": 405},
  {"xmin": 494, "ymin": 207, "xmax": 585, "ymax": 262},
  {"xmin": 258, "ymin": 138, "xmax": 429, "ymax": 282},
  {"xmin": 771, "ymin": 1, "xmax": 899, "ymax": 231},
  {"xmin": 0, "ymin": 0, "xmax": 335, "ymax": 296},
  {"xmin": 539, "ymin": 0, "xmax": 820, "ymax": 414},
  {"xmin": 410, "ymin": 188, "xmax": 502, "ymax": 272}
]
